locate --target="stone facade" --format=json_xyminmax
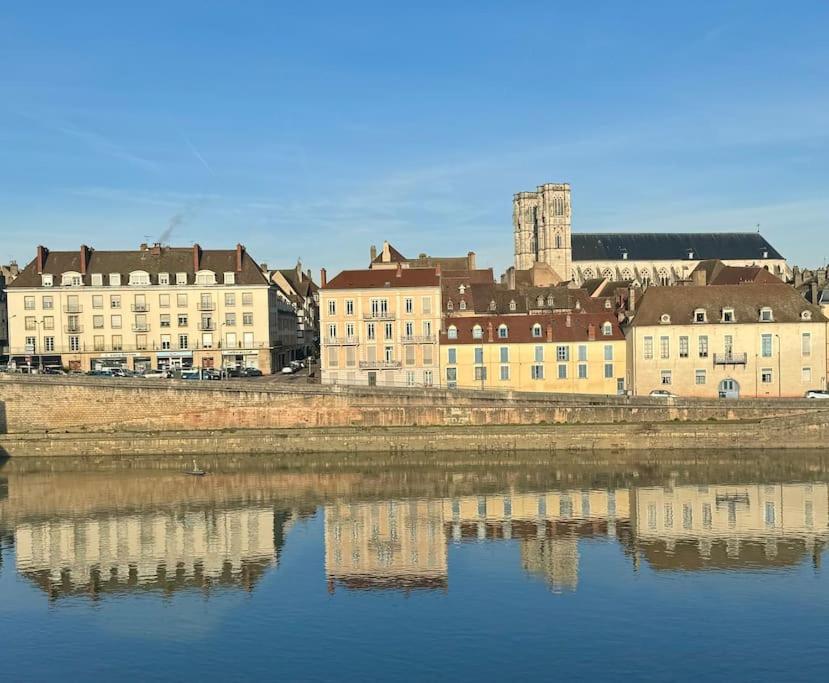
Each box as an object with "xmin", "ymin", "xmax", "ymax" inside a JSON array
[{"xmin": 513, "ymin": 183, "xmax": 572, "ymax": 277}]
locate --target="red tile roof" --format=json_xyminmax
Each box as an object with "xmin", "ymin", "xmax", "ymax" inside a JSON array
[
  {"xmin": 440, "ymin": 312, "xmax": 624, "ymax": 344},
  {"xmin": 323, "ymin": 267, "xmax": 440, "ymax": 290}
]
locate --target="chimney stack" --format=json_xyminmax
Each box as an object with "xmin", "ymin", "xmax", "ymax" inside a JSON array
[
  {"xmin": 370, "ymin": 245, "xmax": 377, "ymax": 262},
  {"xmin": 79, "ymin": 245, "xmax": 90, "ymax": 275},
  {"xmin": 507, "ymin": 267, "xmax": 516, "ymax": 291},
  {"xmin": 588, "ymin": 323, "xmax": 596, "ymax": 341},
  {"xmin": 692, "ymin": 268, "xmax": 707, "ymax": 286},
  {"xmin": 810, "ymin": 281, "xmax": 819, "ymax": 305},
  {"xmin": 320, "ymin": 268, "xmax": 328, "ymax": 287},
  {"xmin": 467, "ymin": 251, "xmax": 476, "ymax": 271},
  {"xmin": 395, "ymin": 262, "xmax": 402, "ymax": 278},
  {"xmin": 235, "ymin": 244, "xmax": 244, "ymax": 272},
  {"xmin": 36, "ymin": 245, "xmax": 48, "ymax": 274},
  {"xmin": 487, "ymin": 322, "xmax": 494, "ymax": 342},
  {"xmin": 382, "ymin": 241, "xmax": 391, "ymax": 262},
  {"xmin": 151, "ymin": 242, "xmax": 162, "ymax": 256},
  {"xmin": 193, "ymin": 243, "xmax": 202, "ymax": 272},
  {"xmin": 628, "ymin": 286, "xmax": 636, "ymax": 314},
  {"xmin": 435, "ymin": 264, "xmax": 441, "ymax": 278},
  {"xmin": 546, "ymin": 323, "xmax": 553, "ymax": 342},
  {"xmin": 139, "ymin": 242, "xmax": 148, "ymax": 252}
]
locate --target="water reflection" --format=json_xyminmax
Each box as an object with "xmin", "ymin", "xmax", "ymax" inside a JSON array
[{"xmin": 0, "ymin": 457, "xmax": 827, "ymax": 601}]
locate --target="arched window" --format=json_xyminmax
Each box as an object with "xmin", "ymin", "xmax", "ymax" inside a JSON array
[
  {"xmin": 195, "ymin": 270, "xmax": 216, "ymax": 286},
  {"xmin": 128, "ymin": 270, "xmax": 151, "ymax": 286},
  {"xmin": 532, "ymin": 323, "xmax": 543, "ymax": 338},
  {"xmin": 536, "ymin": 295, "xmax": 544, "ymax": 307},
  {"xmin": 458, "ymin": 284, "xmax": 466, "ymax": 294},
  {"xmin": 547, "ymin": 294, "xmax": 554, "ymax": 307},
  {"xmin": 459, "ymin": 299, "xmax": 467, "ymax": 311},
  {"xmin": 447, "ymin": 299, "xmax": 454, "ymax": 311},
  {"xmin": 602, "ymin": 322, "xmax": 613, "ymax": 336},
  {"xmin": 509, "ymin": 299, "xmax": 517, "ymax": 311},
  {"xmin": 472, "ymin": 325, "xmax": 483, "ymax": 339},
  {"xmin": 498, "ymin": 324, "xmax": 509, "ymax": 339},
  {"xmin": 555, "ymin": 233, "xmax": 562, "ymax": 248},
  {"xmin": 447, "ymin": 325, "xmax": 458, "ymax": 339},
  {"xmin": 621, "ymin": 268, "xmax": 633, "ymax": 280},
  {"xmin": 658, "ymin": 269, "xmax": 670, "ymax": 287},
  {"xmin": 582, "ymin": 268, "xmax": 594, "ymax": 280},
  {"xmin": 602, "ymin": 268, "xmax": 613, "ymax": 280}
]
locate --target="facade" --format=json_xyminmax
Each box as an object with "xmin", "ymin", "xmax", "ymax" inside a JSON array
[
  {"xmin": 6, "ymin": 243, "xmax": 296, "ymax": 373},
  {"xmin": 440, "ymin": 312, "xmax": 626, "ymax": 393},
  {"xmin": 319, "ymin": 265, "xmax": 441, "ymax": 387},
  {"xmin": 627, "ymin": 284, "xmax": 828, "ymax": 398},
  {"xmin": 513, "ymin": 183, "xmax": 788, "ymax": 285},
  {"xmin": 1, "ymin": 262, "xmax": 20, "ymax": 359},
  {"xmin": 270, "ymin": 260, "xmax": 320, "ymax": 361}
]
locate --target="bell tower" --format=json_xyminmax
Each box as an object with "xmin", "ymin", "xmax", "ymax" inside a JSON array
[{"xmin": 513, "ymin": 182, "xmax": 572, "ymax": 279}]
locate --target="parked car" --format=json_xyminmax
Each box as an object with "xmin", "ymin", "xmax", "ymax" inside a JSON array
[
  {"xmin": 43, "ymin": 366, "xmax": 66, "ymax": 375},
  {"xmin": 86, "ymin": 369, "xmax": 112, "ymax": 377},
  {"xmin": 805, "ymin": 390, "xmax": 829, "ymax": 399},
  {"xmin": 110, "ymin": 368, "xmax": 129, "ymax": 377},
  {"xmin": 225, "ymin": 366, "xmax": 242, "ymax": 378},
  {"xmin": 180, "ymin": 370, "xmax": 201, "ymax": 380},
  {"xmin": 242, "ymin": 367, "xmax": 263, "ymax": 377},
  {"xmin": 202, "ymin": 368, "xmax": 222, "ymax": 380},
  {"xmin": 141, "ymin": 368, "xmax": 172, "ymax": 379},
  {"xmin": 281, "ymin": 365, "xmax": 296, "ymax": 374},
  {"xmin": 649, "ymin": 389, "xmax": 678, "ymax": 399}
]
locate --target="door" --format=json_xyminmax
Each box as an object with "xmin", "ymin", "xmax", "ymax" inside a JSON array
[
  {"xmin": 368, "ymin": 372, "xmax": 377, "ymax": 387},
  {"xmin": 718, "ymin": 378, "xmax": 740, "ymax": 399}
]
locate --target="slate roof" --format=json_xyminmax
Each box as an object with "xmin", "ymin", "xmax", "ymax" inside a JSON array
[
  {"xmin": 324, "ymin": 268, "xmax": 440, "ymax": 290},
  {"xmin": 9, "ymin": 245, "xmax": 268, "ymax": 287},
  {"xmin": 630, "ymin": 284, "xmax": 826, "ymax": 327},
  {"xmin": 572, "ymin": 233, "xmax": 783, "ymax": 261},
  {"xmin": 441, "ymin": 312, "xmax": 624, "ymax": 345},
  {"xmin": 692, "ymin": 259, "xmax": 781, "ymax": 285}
]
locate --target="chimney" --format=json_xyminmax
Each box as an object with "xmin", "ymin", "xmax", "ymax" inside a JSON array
[
  {"xmin": 395, "ymin": 262, "xmax": 402, "ymax": 278},
  {"xmin": 546, "ymin": 323, "xmax": 553, "ymax": 342},
  {"xmin": 435, "ymin": 264, "xmax": 441, "ymax": 278},
  {"xmin": 811, "ymin": 281, "xmax": 819, "ymax": 305},
  {"xmin": 793, "ymin": 266, "xmax": 803, "ymax": 288},
  {"xmin": 467, "ymin": 251, "xmax": 476, "ymax": 271},
  {"xmin": 507, "ymin": 267, "xmax": 516, "ymax": 291},
  {"xmin": 628, "ymin": 286, "xmax": 636, "ymax": 314},
  {"xmin": 296, "ymin": 260, "xmax": 302, "ymax": 282},
  {"xmin": 588, "ymin": 323, "xmax": 596, "ymax": 341},
  {"xmin": 151, "ymin": 242, "xmax": 162, "ymax": 256},
  {"xmin": 139, "ymin": 242, "xmax": 148, "ymax": 252},
  {"xmin": 79, "ymin": 245, "xmax": 90, "ymax": 275},
  {"xmin": 307, "ymin": 268, "xmax": 312, "ymax": 281},
  {"xmin": 566, "ymin": 314, "xmax": 572, "ymax": 328},
  {"xmin": 320, "ymin": 268, "xmax": 328, "ymax": 287},
  {"xmin": 36, "ymin": 245, "xmax": 48, "ymax": 274},
  {"xmin": 487, "ymin": 322, "xmax": 494, "ymax": 342},
  {"xmin": 235, "ymin": 243, "xmax": 244, "ymax": 272},
  {"xmin": 382, "ymin": 241, "xmax": 391, "ymax": 262},
  {"xmin": 370, "ymin": 244, "xmax": 377, "ymax": 262},
  {"xmin": 692, "ymin": 268, "xmax": 707, "ymax": 286},
  {"xmin": 193, "ymin": 243, "xmax": 202, "ymax": 272}
]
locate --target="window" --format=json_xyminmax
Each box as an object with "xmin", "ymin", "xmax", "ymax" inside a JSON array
[
  {"xmin": 243, "ymin": 312, "xmax": 254, "ymax": 325},
  {"xmin": 404, "ymin": 321, "xmax": 414, "ymax": 337},
  {"xmin": 136, "ymin": 334, "xmax": 148, "ymax": 350},
  {"xmin": 489, "ymin": 300, "xmax": 497, "ymax": 312},
  {"xmin": 724, "ymin": 335, "xmax": 733, "ymax": 355},
  {"xmin": 602, "ymin": 322, "xmax": 613, "ymax": 336},
  {"xmin": 500, "ymin": 365, "xmax": 510, "ymax": 381},
  {"xmin": 578, "ymin": 345, "xmax": 587, "ymax": 362},
  {"xmin": 225, "ymin": 312, "xmax": 236, "ymax": 326},
  {"xmin": 93, "ymin": 315, "xmax": 104, "ymax": 329},
  {"xmin": 472, "ymin": 325, "xmax": 483, "ymax": 339},
  {"xmin": 660, "ymin": 313, "xmax": 671, "ymax": 324},
  {"xmin": 401, "ymin": 297, "xmax": 413, "ymax": 315},
  {"xmin": 722, "ymin": 308, "xmax": 735, "ymax": 322},
  {"xmin": 328, "ymin": 300, "xmax": 336, "ymax": 316},
  {"xmin": 161, "ymin": 335, "xmax": 171, "ymax": 350},
  {"xmin": 366, "ymin": 322, "xmax": 376, "ymax": 340},
  {"xmin": 761, "ymin": 368, "xmax": 773, "ymax": 384},
  {"xmin": 158, "ymin": 272, "xmax": 170, "ymax": 285},
  {"xmin": 42, "ymin": 296, "xmax": 54, "ymax": 310},
  {"xmin": 604, "ymin": 363, "xmax": 613, "ymax": 378},
  {"xmin": 695, "ymin": 369, "xmax": 707, "ymax": 385},
  {"xmin": 24, "ymin": 296, "xmax": 35, "ymax": 310},
  {"xmin": 574, "ymin": 363, "xmax": 586, "ymax": 379},
  {"xmin": 406, "ymin": 371, "xmax": 416, "ymax": 387},
  {"xmin": 345, "ymin": 322, "xmax": 355, "ymax": 338},
  {"xmin": 802, "ymin": 367, "xmax": 812, "ymax": 384},
  {"xmin": 422, "ymin": 297, "xmax": 432, "ymax": 314},
  {"xmin": 179, "ymin": 335, "xmax": 189, "ymax": 350},
  {"xmin": 69, "ymin": 336, "xmax": 80, "ymax": 352},
  {"xmin": 604, "ymin": 345, "xmax": 613, "ymax": 361},
  {"xmin": 405, "ymin": 344, "xmax": 415, "ymax": 366},
  {"xmin": 509, "ymin": 299, "xmax": 516, "ymax": 311},
  {"xmin": 446, "ymin": 299, "xmax": 454, "ymax": 312},
  {"xmin": 423, "ymin": 320, "xmax": 432, "ymax": 337},
  {"xmin": 128, "ymin": 270, "xmax": 150, "ymax": 286},
  {"xmin": 499, "ymin": 347, "xmax": 509, "ymax": 363},
  {"xmin": 531, "ymin": 364, "xmax": 544, "ymax": 380},
  {"xmin": 534, "ymin": 346, "xmax": 544, "ymax": 363},
  {"xmin": 558, "ymin": 364, "xmax": 567, "ymax": 379},
  {"xmin": 346, "ymin": 347, "xmax": 356, "ymax": 367},
  {"xmin": 178, "ymin": 314, "xmax": 188, "ymax": 327},
  {"xmin": 220, "ymin": 292, "xmax": 233, "ymax": 307},
  {"xmin": 698, "ymin": 335, "xmax": 708, "ymax": 358},
  {"xmin": 110, "ymin": 315, "xmax": 122, "ymax": 329},
  {"xmin": 644, "ymin": 336, "xmax": 653, "ymax": 359},
  {"xmin": 459, "ymin": 300, "xmax": 467, "ymax": 311},
  {"xmin": 801, "ymin": 310, "xmax": 812, "ymax": 321},
  {"xmin": 765, "ymin": 502, "xmax": 776, "ymax": 527},
  {"xmin": 345, "ymin": 300, "xmax": 354, "ymax": 316},
  {"xmin": 660, "ymin": 370, "xmax": 672, "ymax": 385},
  {"xmin": 384, "ymin": 322, "xmax": 393, "ymax": 340},
  {"xmin": 498, "ymin": 324, "xmax": 508, "ymax": 339},
  {"xmin": 447, "ymin": 348, "xmax": 457, "ymax": 365},
  {"xmin": 532, "ymin": 324, "xmax": 542, "ymax": 338},
  {"xmin": 224, "ymin": 272, "xmax": 235, "ymax": 285},
  {"xmin": 44, "ymin": 336, "xmax": 55, "ymax": 352},
  {"xmin": 384, "ymin": 346, "xmax": 394, "ymax": 362},
  {"xmin": 660, "ymin": 336, "xmax": 670, "ymax": 359},
  {"xmin": 62, "ymin": 272, "xmax": 83, "ymax": 287},
  {"xmin": 242, "ymin": 292, "xmax": 253, "ymax": 306},
  {"xmin": 88, "ymin": 295, "xmax": 101, "ymax": 309},
  {"xmin": 447, "ymin": 325, "xmax": 457, "ymax": 340},
  {"xmin": 24, "ymin": 316, "xmax": 35, "ymax": 331},
  {"xmin": 694, "ymin": 309, "xmax": 707, "ymax": 323},
  {"xmin": 42, "ymin": 274, "xmax": 53, "ymax": 287},
  {"xmin": 760, "ymin": 307, "xmax": 773, "ymax": 322},
  {"xmin": 328, "ymin": 324, "xmax": 338, "ymax": 340},
  {"xmin": 225, "ymin": 332, "xmax": 237, "ymax": 348},
  {"xmin": 761, "ymin": 334, "xmax": 772, "ymax": 357},
  {"xmin": 474, "ymin": 367, "xmax": 487, "ymax": 381},
  {"xmin": 556, "ymin": 345, "xmax": 569, "ymax": 361},
  {"xmin": 43, "ymin": 316, "xmax": 54, "ymax": 330},
  {"xmin": 111, "ymin": 335, "xmax": 122, "ymax": 351},
  {"xmin": 25, "ymin": 335, "xmax": 36, "ymax": 351},
  {"xmin": 802, "ymin": 333, "xmax": 812, "ymax": 357},
  {"xmin": 109, "ymin": 273, "xmax": 122, "ymax": 286},
  {"xmin": 446, "ymin": 367, "xmax": 457, "ymax": 384},
  {"xmin": 474, "ymin": 347, "xmax": 484, "ymax": 364},
  {"xmin": 175, "ymin": 272, "xmax": 187, "ymax": 285},
  {"xmin": 110, "ymin": 295, "xmax": 122, "ymax": 309},
  {"xmin": 176, "ymin": 293, "xmax": 188, "ymax": 308}
]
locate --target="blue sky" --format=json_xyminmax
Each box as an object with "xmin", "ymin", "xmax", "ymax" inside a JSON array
[{"xmin": 1, "ymin": 0, "xmax": 827, "ymax": 277}]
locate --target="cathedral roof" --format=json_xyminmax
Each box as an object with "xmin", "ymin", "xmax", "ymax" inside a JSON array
[{"xmin": 572, "ymin": 233, "xmax": 783, "ymax": 262}]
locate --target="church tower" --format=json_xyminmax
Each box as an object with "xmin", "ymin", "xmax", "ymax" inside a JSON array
[{"xmin": 513, "ymin": 183, "xmax": 572, "ymax": 279}]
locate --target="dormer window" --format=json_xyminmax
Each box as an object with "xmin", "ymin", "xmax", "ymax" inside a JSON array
[
  {"xmin": 91, "ymin": 273, "xmax": 102, "ymax": 286},
  {"xmin": 459, "ymin": 299, "xmax": 467, "ymax": 311},
  {"xmin": 61, "ymin": 271, "xmax": 83, "ymax": 287},
  {"xmin": 458, "ymin": 284, "xmax": 466, "ymax": 295},
  {"xmin": 602, "ymin": 322, "xmax": 613, "ymax": 336},
  {"xmin": 472, "ymin": 325, "xmax": 483, "ymax": 339},
  {"xmin": 41, "ymin": 274, "xmax": 53, "ymax": 287},
  {"xmin": 536, "ymin": 295, "xmax": 544, "ymax": 307},
  {"xmin": 722, "ymin": 308, "xmax": 735, "ymax": 323},
  {"xmin": 687, "ymin": 249, "xmax": 695, "ymax": 260},
  {"xmin": 498, "ymin": 324, "xmax": 509, "ymax": 339},
  {"xmin": 532, "ymin": 323, "xmax": 543, "ymax": 338},
  {"xmin": 447, "ymin": 299, "xmax": 454, "ymax": 311},
  {"xmin": 489, "ymin": 300, "xmax": 497, "ymax": 311},
  {"xmin": 128, "ymin": 270, "xmax": 150, "ymax": 286},
  {"xmin": 158, "ymin": 272, "xmax": 170, "ymax": 286},
  {"xmin": 694, "ymin": 309, "xmax": 707, "ymax": 323},
  {"xmin": 621, "ymin": 249, "xmax": 629, "ymax": 260},
  {"xmin": 759, "ymin": 307, "xmax": 773, "ymax": 322},
  {"xmin": 660, "ymin": 313, "xmax": 671, "ymax": 324},
  {"xmin": 509, "ymin": 299, "xmax": 517, "ymax": 311},
  {"xmin": 801, "ymin": 310, "xmax": 812, "ymax": 321},
  {"xmin": 604, "ymin": 300, "xmax": 612, "ymax": 309},
  {"xmin": 224, "ymin": 272, "xmax": 235, "ymax": 285},
  {"xmin": 109, "ymin": 273, "xmax": 121, "ymax": 286},
  {"xmin": 447, "ymin": 325, "xmax": 458, "ymax": 339},
  {"xmin": 547, "ymin": 295, "xmax": 554, "ymax": 307},
  {"xmin": 762, "ymin": 249, "xmax": 769, "ymax": 258},
  {"xmin": 195, "ymin": 270, "xmax": 216, "ymax": 286},
  {"xmin": 176, "ymin": 272, "xmax": 187, "ymax": 285}
]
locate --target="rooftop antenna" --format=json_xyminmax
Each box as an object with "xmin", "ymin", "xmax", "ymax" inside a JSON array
[{"xmin": 756, "ymin": 223, "xmax": 760, "ymax": 233}]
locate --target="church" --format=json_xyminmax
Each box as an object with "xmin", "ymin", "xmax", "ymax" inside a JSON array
[{"xmin": 513, "ymin": 183, "xmax": 788, "ymax": 287}]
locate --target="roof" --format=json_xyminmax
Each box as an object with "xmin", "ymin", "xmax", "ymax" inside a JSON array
[
  {"xmin": 371, "ymin": 243, "xmax": 407, "ymax": 264},
  {"xmin": 630, "ymin": 283, "xmax": 827, "ymax": 326},
  {"xmin": 692, "ymin": 259, "xmax": 782, "ymax": 285},
  {"xmin": 323, "ymin": 267, "xmax": 440, "ymax": 290},
  {"xmin": 440, "ymin": 312, "xmax": 624, "ymax": 344},
  {"xmin": 572, "ymin": 233, "xmax": 784, "ymax": 262},
  {"xmin": 9, "ymin": 245, "xmax": 268, "ymax": 287}
]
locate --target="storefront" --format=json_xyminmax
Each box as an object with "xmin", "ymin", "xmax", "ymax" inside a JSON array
[
  {"xmin": 133, "ymin": 356, "xmax": 153, "ymax": 373},
  {"xmin": 156, "ymin": 351, "xmax": 193, "ymax": 370},
  {"xmin": 9, "ymin": 354, "xmax": 62, "ymax": 372},
  {"xmin": 221, "ymin": 350, "xmax": 259, "ymax": 370},
  {"xmin": 91, "ymin": 354, "xmax": 129, "ymax": 371}
]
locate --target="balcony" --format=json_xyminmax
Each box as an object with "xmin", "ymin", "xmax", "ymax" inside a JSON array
[
  {"xmin": 713, "ymin": 352, "xmax": 748, "ymax": 366},
  {"xmin": 131, "ymin": 303, "xmax": 150, "ymax": 312},
  {"xmin": 197, "ymin": 301, "xmax": 216, "ymax": 311},
  {"xmin": 359, "ymin": 360, "xmax": 402, "ymax": 370},
  {"xmin": 198, "ymin": 321, "xmax": 216, "ymax": 331},
  {"xmin": 62, "ymin": 305, "xmax": 83, "ymax": 313},
  {"xmin": 63, "ymin": 325, "xmax": 83, "ymax": 334},
  {"xmin": 327, "ymin": 336, "xmax": 360, "ymax": 346},
  {"xmin": 131, "ymin": 323, "xmax": 150, "ymax": 332},
  {"xmin": 401, "ymin": 335, "xmax": 436, "ymax": 344},
  {"xmin": 362, "ymin": 311, "xmax": 395, "ymax": 321}
]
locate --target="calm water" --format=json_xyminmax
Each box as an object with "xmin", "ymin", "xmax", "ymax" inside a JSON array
[{"xmin": 1, "ymin": 451, "xmax": 829, "ymax": 682}]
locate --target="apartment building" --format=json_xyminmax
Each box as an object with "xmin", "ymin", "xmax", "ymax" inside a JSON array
[
  {"xmin": 319, "ymin": 264, "xmax": 441, "ymax": 387},
  {"xmin": 269, "ymin": 260, "xmax": 320, "ymax": 360},
  {"xmin": 6, "ymin": 243, "xmax": 296, "ymax": 373},
  {"xmin": 627, "ymin": 284, "xmax": 828, "ymax": 398},
  {"xmin": 440, "ymin": 312, "xmax": 627, "ymax": 393}
]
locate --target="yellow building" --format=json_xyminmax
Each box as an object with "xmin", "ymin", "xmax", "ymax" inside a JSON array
[
  {"xmin": 5, "ymin": 243, "xmax": 297, "ymax": 373},
  {"xmin": 319, "ymin": 265, "xmax": 441, "ymax": 387},
  {"xmin": 627, "ymin": 284, "xmax": 828, "ymax": 398},
  {"xmin": 440, "ymin": 312, "xmax": 627, "ymax": 393}
]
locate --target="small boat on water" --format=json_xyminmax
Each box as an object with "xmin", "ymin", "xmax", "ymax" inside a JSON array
[{"xmin": 186, "ymin": 459, "xmax": 207, "ymax": 476}]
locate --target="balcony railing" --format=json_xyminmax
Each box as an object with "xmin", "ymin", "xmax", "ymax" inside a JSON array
[
  {"xmin": 63, "ymin": 325, "xmax": 84, "ymax": 334},
  {"xmin": 359, "ymin": 360, "xmax": 402, "ymax": 370},
  {"xmin": 62, "ymin": 305, "xmax": 83, "ymax": 313},
  {"xmin": 198, "ymin": 322, "xmax": 216, "ymax": 331},
  {"xmin": 7, "ymin": 340, "xmax": 270, "ymax": 355},
  {"xmin": 401, "ymin": 335, "xmax": 436, "ymax": 344},
  {"xmin": 327, "ymin": 336, "xmax": 360, "ymax": 346},
  {"xmin": 362, "ymin": 311, "xmax": 395, "ymax": 321},
  {"xmin": 131, "ymin": 324, "xmax": 150, "ymax": 332},
  {"xmin": 197, "ymin": 301, "xmax": 216, "ymax": 311},
  {"xmin": 713, "ymin": 352, "xmax": 748, "ymax": 365},
  {"xmin": 131, "ymin": 303, "xmax": 150, "ymax": 312}
]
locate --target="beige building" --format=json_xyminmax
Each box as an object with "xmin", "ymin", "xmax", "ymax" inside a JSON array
[
  {"xmin": 5, "ymin": 243, "xmax": 297, "ymax": 373},
  {"xmin": 514, "ymin": 182, "xmax": 788, "ymax": 285},
  {"xmin": 627, "ymin": 284, "xmax": 828, "ymax": 398},
  {"xmin": 319, "ymin": 265, "xmax": 441, "ymax": 387}
]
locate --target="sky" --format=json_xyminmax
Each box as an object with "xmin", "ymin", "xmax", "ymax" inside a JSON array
[{"xmin": 1, "ymin": 0, "xmax": 827, "ymax": 278}]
